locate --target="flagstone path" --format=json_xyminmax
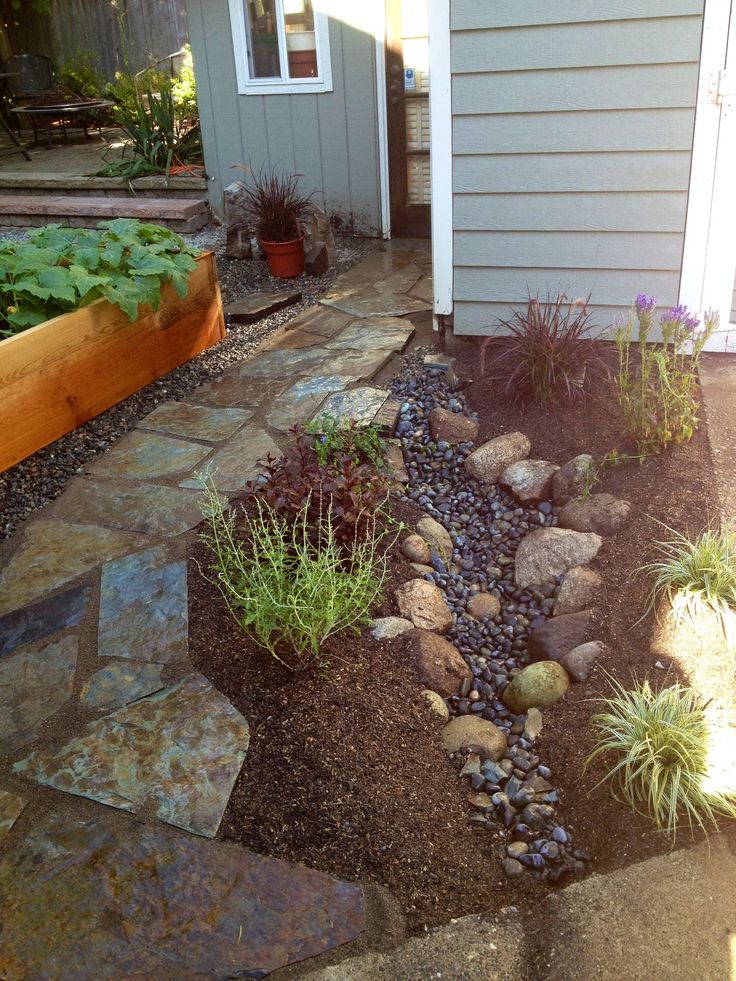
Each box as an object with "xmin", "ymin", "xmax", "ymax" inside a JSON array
[{"xmin": 0, "ymin": 241, "xmax": 431, "ymax": 978}]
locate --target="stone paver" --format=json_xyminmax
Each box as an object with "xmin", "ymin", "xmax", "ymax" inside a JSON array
[
  {"xmin": 225, "ymin": 289, "xmax": 301, "ymax": 323},
  {"xmin": 0, "ymin": 635, "xmax": 78, "ymax": 750},
  {"xmin": 0, "ymin": 789, "xmax": 26, "ymax": 840},
  {"xmin": 98, "ymin": 545, "xmax": 187, "ymax": 664},
  {"xmin": 266, "ymin": 375, "xmax": 350, "ymax": 432},
  {"xmin": 314, "ymin": 386, "xmax": 390, "ymax": 426},
  {"xmin": 373, "ymin": 263, "xmax": 423, "ymax": 294},
  {"xmin": 190, "ymin": 372, "xmax": 290, "ymax": 408},
  {"xmin": 0, "ymin": 812, "xmax": 365, "ymax": 980},
  {"xmin": 325, "ymin": 316, "xmax": 414, "ymax": 352},
  {"xmin": 14, "ymin": 673, "xmax": 248, "ymax": 837},
  {"xmin": 181, "ymin": 427, "xmax": 281, "ymax": 493},
  {"xmin": 87, "ymin": 430, "xmax": 212, "ymax": 481},
  {"xmin": 238, "ymin": 346, "xmax": 329, "ymax": 378},
  {"xmin": 322, "ymin": 291, "xmax": 431, "ymax": 318},
  {"xmin": 138, "ymin": 401, "xmax": 255, "ymax": 442},
  {"xmin": 80, "ymin": 662, "xmax": 165, "ymax": 712},
  {"xmin": 0, "ymin": 582, "xmax": 89, "ymax": 656}
]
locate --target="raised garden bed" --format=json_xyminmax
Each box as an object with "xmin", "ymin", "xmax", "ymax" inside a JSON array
[{"xmin": 0, "ymin": 251, "xmax": 224, "ymax": 473}]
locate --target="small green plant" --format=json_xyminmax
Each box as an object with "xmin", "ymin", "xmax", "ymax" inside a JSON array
[
  {"xmin": 639, "ymin": 524, "xmax": 736, "ymax": 644},
  {"xmin": 614, "ymin": 297, "xmax": 718, "ymax": 454},
  {"xmin": 578, "ymin": 448, "xmax": 647, "ymax": 499},
  {"xmin": 479, "ymin": 291, "xmax": 603, "ymax": 405},
  {"xmin": 199, "ymin": 477, "xmax": 393, "ymax": 669},
  {"xmin": 57, "ymin": 52, "xmax": 106, "ymax": 100},
  {"xmin": 588, "ymin": 677, "xmax": 736, "ymax": 837},
  {"xmin": 0, "ymin": 219, "xmax": 198, "ymax": 337},
  {"xmin": 304, "ymin": 416, "xmax": 385, "ymax": 469}
]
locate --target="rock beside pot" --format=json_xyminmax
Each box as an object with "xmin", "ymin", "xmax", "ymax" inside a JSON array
[{"xmin": 502, "ymin": 661, "xmax": 570, "ymax": 713}]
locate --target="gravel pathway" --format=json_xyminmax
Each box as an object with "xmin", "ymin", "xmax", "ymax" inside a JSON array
[{"xmin": 0, "ymin": 226, "xmax": 379, "ymax": 540}]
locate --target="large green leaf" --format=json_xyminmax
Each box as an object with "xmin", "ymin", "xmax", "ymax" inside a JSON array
[
  {"xmin": 37, "ymin": 266, "xmax": 77, "ymax": 305},
  {"xmin": 67, "ymin": 265, "xmax": 109, "ymax": 300}
]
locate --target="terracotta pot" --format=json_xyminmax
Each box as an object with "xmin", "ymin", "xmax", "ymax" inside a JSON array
[{"xmin": 260, "ymin": 237, "xmax": 305, "ymax": 278}]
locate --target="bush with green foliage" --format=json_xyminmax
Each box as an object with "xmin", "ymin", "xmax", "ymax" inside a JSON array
[
  {"xmin": 479, "ymin": 291, "xmax": 603, "ymax": 405},
  {"xmin": 614, "ymin": 297, "xmax": 718, "ymax": 454},
  {"xmin": 199, "ymin": 478, "xmax": 393, "ymax": 669},
  {"xmin": 0, "ymin": 219, "xmax": 198, "ymax": 337},
  {"xmin": 57, "ymin": 51, "xmax": 106, "ymax": 100},
  {"xmin": 589, "ymin": 677, "xmax": 736, "ymax": 837},
  {"xmin": 304, "ymin": 415, "xmax": 385, "ymax": 469}
]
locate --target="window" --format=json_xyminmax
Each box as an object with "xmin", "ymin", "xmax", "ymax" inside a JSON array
[{"xmin": 229, "ymin": 0, "xmax": 333, "ymax": 95}]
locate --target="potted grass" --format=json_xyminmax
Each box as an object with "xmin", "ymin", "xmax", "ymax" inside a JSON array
[{"xmin": 236, "ymin": 166, "xmax": 312, "ymax": 278}]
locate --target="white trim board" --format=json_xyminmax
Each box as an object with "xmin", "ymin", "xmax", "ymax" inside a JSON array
[
  {"xmin": 374, "ymin": 3, "xmax": 391, "ymax": 239},
  {"xmin": 428, "ymin": 0, "xmax": 453, "ymax": 317}
]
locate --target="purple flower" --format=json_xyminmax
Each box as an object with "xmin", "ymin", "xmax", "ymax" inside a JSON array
[
  {"xmin": 635, "ymin": 294, "xmax": 656, "ymax": 313},
  {"xmin": 660, "ymin": 304, "xmax": 700, "ymax": 333}
]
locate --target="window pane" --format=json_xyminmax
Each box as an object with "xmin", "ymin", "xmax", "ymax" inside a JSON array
[
  {"xmin": 245, "ymin": 0, "xmax": 282, "ymax": 79},
  {"xmin": 284, "ymin": 0, "xmax": 319, "ymax": 78}
]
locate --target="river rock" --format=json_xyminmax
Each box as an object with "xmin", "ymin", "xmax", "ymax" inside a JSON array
[
  {"xmin": 401, "ymin": 534, "xmax": 432, "ymax": 564},
  {"xmin": 554, "ymin": 566, "xmax": 602, "ymax": 616},
  {"xmin": 428, "ymin": 407, "xmax": 479, "ymax": 444},
  {"xmin": 514, "ymin": 527, "xmax": 602, "ymax": 589},
  {"xmin": 528, "ymin": 610, "xmax": 594, "ymax": 663},
  {"xmin": 552, "ymin": 454, "xmax": 595, "ymax": 504},
  {"xmin": 416, "ymin": 516, "xmax": 453, "ymax": 562},
  {"xmin": 407, "ymin": 629, "xmax": 472, "ymax": 697},
  {"xmin": 558, "ymin": 494, "xmax": 631, "ymax": 536},
  {"xmin": 499, "ymin": 460, "xmax": 559, "ymax": 503},
  {"xmin": 502, "ymin": 661, "xmax": 570, "ymax": 713},
  {"xmin": 441, "ymin": 715, "xmax": 507, "ymax": 761},
  {"xmin": 560, "ymin": 640, "xmax": 607, "ymax": 682},
  {"xmin": 524, "ymin": 707, "xmax": 543, "ymax": 741},
  {"xmin": 466, "ymin": 592, "xmax": 501, "ymax": 620},
  {"xmin": 395, "ymin": 579, "xmax": 452, "ymax": 633},
  {"xmin": 420, "ymin": 689, "xmax": 450, "ymax": 722},
  {"xmin": 464, "ymin": 432, "xmax": 531, "ymax": 484},
  {"xmin": 384, "ymin": 441, "xmax": 409, "ymax": 484},
  {"xmin": 371, "ymin": 616, "xmax": 414, "ymax": 641},
  {"xmin": 410, "ymin": 563, "xmax": 435, "ymax": 575}
]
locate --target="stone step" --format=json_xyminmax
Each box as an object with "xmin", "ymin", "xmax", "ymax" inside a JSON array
[
  {"xmin": 0, "ymin": 171, "xmax": 207, "ymax": 200},
  {"xmin": 0, "ymin": 194, "xmax": 209, "ymax": 232}
]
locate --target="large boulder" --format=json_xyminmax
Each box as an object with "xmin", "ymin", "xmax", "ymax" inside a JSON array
[
  {"xmin": 407, "ymin": 630, "xmax": 472, "ymax": 697},
  {"xmin": 429, "ymin": 407, "xmax": 479, "ymax": 444},
  {"xmin": 441, "ymin": 715, "xmax": 507, "ymax": 760},
  {"xmin": 464, "ymin": 432, "xmax": 531, "ymax": 485},
  {"xmin": 466, "ymin": 592, "xmax": 501, "ymax": 620},
  {"xmin": 502, "ymin": 661, "xmax": 570, "ymax": 713},
  {"xmin": 416, "ymin": 516, "xmax": 453, "ymax": 562},
  {"xmin": 395, "ymin": 579, "xmax": 452, "ymax": 633},
  {"xmin": 514, "ymin": 527, "xmax": 602, "ymax": 589},
  {"xmin": 528, "ymin": 610, "xmax": 594, "ymax": 662},
  {"xmin": 554, "ymin": 566, "xmax": 603, "ymax": 616},
  {"xmin": 552, "ymin": 454, "xmax": 594, "ymax": 505},
  {"xmin": 558, "ymin": 494, "xmax": 631, "ymax": 536},
  {"xmin": 560, "ymin": 641, "xmax": 607, "ymax": 682},
  {"xmin": 499, "ymin": 460, "xmax": 559, "ymax": 503}
]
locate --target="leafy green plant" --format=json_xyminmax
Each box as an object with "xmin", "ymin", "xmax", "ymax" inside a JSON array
[
  {"xmin": 588, "ymin": 677, "xmax": 736, "ymax": 837},
  {"xmin": 639, "ymin": 524, "xmax": 736, "ymax": 644},
  {"xmin": 57, "ymin": 52, "xmax": 106, "ymax": 100},
  {"xmin": 233, "ymin": 165, "xmax": 312, "ymax": 243},
  {"xmin": 304, "ymin": 415, "xmax": 385, "ymax": 469},
  {"xmin": 199, "ymin": 478, "xmax": 393, "ymax": 669},
  {"xmin": 0, "ymin": 219, "xmax": 198, "ymax": 337},
  {"xmin": 479, "ymin": 291, "xmax": 603, "ymax": 405},
  {"xmin": 614, "ymin": 297, "xmax": 719, "ymax": 454},
  {"xmin": 245, "ymin": 423, "xmax": 392, "ymax": 549}
]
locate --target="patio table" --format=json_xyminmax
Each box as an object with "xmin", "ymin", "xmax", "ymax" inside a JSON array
[{"xmin": 11, "ymin": 100, "xmax": 114, "ymax": 149}]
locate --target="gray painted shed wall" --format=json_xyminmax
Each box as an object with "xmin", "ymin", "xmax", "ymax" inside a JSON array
[
  {"xmin": 450, "ymin": 0, "xmax": 705, "ymax": 335},
  {"xmin": 187, "ymin": 0, "xmax": 383, "ymax": 233}
]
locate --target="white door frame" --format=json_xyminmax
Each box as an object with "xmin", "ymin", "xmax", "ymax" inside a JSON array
[
  {"xmin": 428, "ymin": 0, "xmax": 452, "ymax": 317},
  {"xmin": 374, "ymin": 1, "xmax": 391, "ymax": 239},
  {"xmin": 680, "ymin": 0, "xmax": 736, "ymax": 349}
]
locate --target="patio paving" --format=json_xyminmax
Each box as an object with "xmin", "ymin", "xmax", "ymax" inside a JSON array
[{"xmin": 0, "ymin": 241, "xmax": 430, "ymax": 975}]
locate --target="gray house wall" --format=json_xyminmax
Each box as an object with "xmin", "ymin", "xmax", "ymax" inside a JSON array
[
  {"xmin": 187, "ymin": 0, "xmax": 383, "ymax": 233},
  {"xmin": 450, "ymin": 0, "xmax": 705, "ymax": 335}
]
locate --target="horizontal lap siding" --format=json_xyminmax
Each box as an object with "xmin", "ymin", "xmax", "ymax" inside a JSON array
[
  {"xmin": 187, "ymin": 1, "xmax": 381, "ymax": 231},
  {"xmin": 450, "ymin": 1, "xmax": 704, "ymax": 335}
]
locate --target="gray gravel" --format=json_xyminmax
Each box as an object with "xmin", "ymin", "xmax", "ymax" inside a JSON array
[{"xmin": 0, "ymin": 224, "xmax": 380, "ymax": 540}]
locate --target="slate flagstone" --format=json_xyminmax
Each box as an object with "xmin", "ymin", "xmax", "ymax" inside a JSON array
[
  {"xmin": 312, "ymin": 387, "xmax": 390, "ymax": 427},
  {"xmin": 80, "ymin": 662, "xmax": 165, "ymax": 712},
  {"xmin": 266, "ymin": 375, "xmax": 350, "ymax": 432},
  {"xmin": 137, "ymin": 401, "xmax": 255, "ymax": 442},
  {"xmin": 0, "ymin": 789, "xmax": 26, "ymax": 841},
  {"xmin": 87, "ymin": 430, "xmax": 212, "ymax": 481},
  {"xmin": 180, "ymin": 427, "xmax": 280, "ymax": 493},
  {"xmin": 321, "ymin": 290, "xmax": 430, "ymax": 318},
  {"xmin": 13, "ymin": 673, "xmax": 249, "ymax": 837},
  {"xmin": 0, "ymin": 582, "xmax": 89, "ymax": 657}
]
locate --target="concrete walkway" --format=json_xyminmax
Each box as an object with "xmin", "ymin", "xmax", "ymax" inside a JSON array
[{"xmin": 0, "ymin": 242, "xmax": 431, "ymax": 979}]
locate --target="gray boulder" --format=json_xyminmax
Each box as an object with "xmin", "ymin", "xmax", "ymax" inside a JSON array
[
  {"xmin": 407, "ymin": 629, "xmax": 472, "ymax": 697},
  {"xmin": 395, "ymin": 579, "xmax": 452, "ymax": 633},
  {"xmin": 558, "ymin": 494, "xmax": 631, "ymax": 536},
  {"xmin": 528, "ymin": 610, "xmax": 594, "ymax": 663},
  {"xmin": 429, "ymin": 407, "xmax": 479, "ymax": 444},
  {"xmin": 554, "ymin": 566, "xmax": 603, "ymax": 616},
  {"xmin": 464, "ymin": 432, "xmax": 531, "ymax": 485},
  {"xmin": 499, "ymin": 459, "xmax": 559, "ymax": 503},
  {"xmin": 502, "ymin": 661, "xmax": 570, "ymax": 713},
  {"xmin": 416, "ymin": 515, "xmax": 453, "ymax": 562},
  {"xmin": 371, "ymin": 617, "xmax": 414, "ymax": 641},
  {"xmin": 553, "ymin": 454, "xmax": 594, "ymax": 504},
  {"xmin": 514, "ymin": 527, "xmax": 602, "ymax": 589},
  {"xmin": 441, "ymin": 715, "xmax": 507, "ymax": 760},
  {"xmin": 401, "ymin": 534, "xmax": 432, "ymax": 564},
  {"xmin": 560, "ymin": 641, "xmax": 607, "ymax": 682}
]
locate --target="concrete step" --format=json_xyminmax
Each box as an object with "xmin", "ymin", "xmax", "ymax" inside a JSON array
[
  {"xmin": 0, "ymin": 172, "xmax": 208, "ymax": 200},
  {"xmin": 0, "ymin": 194, "xmax": 210, "ymax": 232}
]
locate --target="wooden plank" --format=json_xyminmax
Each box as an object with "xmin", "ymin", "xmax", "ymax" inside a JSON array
[
  {"xmin": 0, "ymin": 253, "xmax": 225, "ymax": 474},
  {"xmin": 452, "ymin": 301, "xmax": 631, "ymax": 335},
  {"xmin": 453, "ymin": 191, "xmax": 688, "ymax": 232},
  {"xmin": 450, "ymin": 0, "xmax": 704, "ymax": 32},
  {"xmin": 453, "ymin": 109, "xmax": 696, "ymax": 155},
  {"xmin": 451, "ymin": 17, "xmax": 701, "ymax": 72},
  {"xmin": 452, "ymin": 64, "xmax": 700, "ymax": 115},
  {"xmin": 453, "ymin": 230, "xmax": 683, "ymax": 270},
  {"xmin": 453, "ymin": 152, "xmax": 692, "ymax": 193}
]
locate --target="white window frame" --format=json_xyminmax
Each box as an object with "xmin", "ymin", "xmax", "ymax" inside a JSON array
[{"xmin": 228, "ymin": 0, "xmax": 333, "ymax": 95}]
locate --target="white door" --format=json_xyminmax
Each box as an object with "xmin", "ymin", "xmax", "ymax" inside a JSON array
[{"xmin": 681, "ymin": 0, "xmax": 736, "ymax": 350}]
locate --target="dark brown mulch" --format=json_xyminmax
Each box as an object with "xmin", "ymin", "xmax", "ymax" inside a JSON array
[{"xmin": 459, "ymin": 338, "xmax": 736, "ymax": 870}]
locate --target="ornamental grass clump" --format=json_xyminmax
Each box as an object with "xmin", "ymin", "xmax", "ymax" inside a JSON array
[
  {"xmin": 479, "ymin": 291, "xmax": 602, "ymax": 405},
  {"xmin": 614, "ymin": 296, "xmax": 718, "ymax": 454},
  {"xmin": 588, "ymin": 677, "xmax": 736, "ymax": 837},
  {"xmin": 198, "ymin": 477, "xmax": 393, "ymax": 670},
  {"xmin": 639, "ymin": 524, "xmax": 736, "ymax": 645}
]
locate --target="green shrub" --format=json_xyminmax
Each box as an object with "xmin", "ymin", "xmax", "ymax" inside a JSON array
[
  {"xmin": 199, "ymin": 478, "xmax": 393, "ymax": 670},
  {"xmin": 303, "ymin": 416, "xmax": 385, "ymax": 469},
  {"xmin": 639, "ymin": 524, "xmax": 736, "ymax": 643},
  {"xmin": 588, "ymin": 677, "xmax": 736, "ymax": 837},
  {"xmin": 57, "ymin": 52, "xmax": 106, "ymax": 99},
  {"xmin": 614, "ymin": 297, "xmax": 718, "ymax": 454}
]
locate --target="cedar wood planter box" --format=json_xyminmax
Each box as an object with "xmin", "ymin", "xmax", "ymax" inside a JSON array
[{"xmin": 0, "ymin": 251, "xmax": 225, "ymax": 473}]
